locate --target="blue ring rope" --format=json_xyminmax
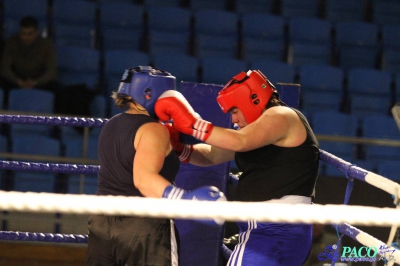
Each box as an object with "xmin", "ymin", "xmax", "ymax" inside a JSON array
[{"xmin": 0, "ymin": 114, "xmax": 394, "ymax": 262}]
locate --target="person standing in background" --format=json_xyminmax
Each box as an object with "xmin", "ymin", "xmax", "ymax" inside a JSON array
[{"xmin": 0, "ymin": 16, "xmax": 59, "ymax": 108}]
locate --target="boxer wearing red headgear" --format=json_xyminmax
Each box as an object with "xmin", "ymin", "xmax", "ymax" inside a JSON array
[
  {"xmin": 216, "ymin": 70, "xmax": 276, "ymax": 124},
  {"xmin": 155, "ymin": 69, "xmax": 319, "ymax": 265}
]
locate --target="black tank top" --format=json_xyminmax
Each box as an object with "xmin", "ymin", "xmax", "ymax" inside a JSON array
[
  {"xmin": 234, "ymin": 109, "xmax": 319, "ymax": 202},
  {"xmin": 97, "ymin": 113, "xmax": 180, "ymax": 196}
]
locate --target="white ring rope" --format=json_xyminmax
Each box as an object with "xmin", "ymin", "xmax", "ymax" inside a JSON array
[
  {"xmin": 364, "ymin": 171, "xmax": 400, "ymax": 200},
  {"xmin": 1, "ymin": 113, "xmax": 400, "ymax": 263},
  {"xmin": 0, "ymin": 190, "xmax": 399, "ymax": 227}
]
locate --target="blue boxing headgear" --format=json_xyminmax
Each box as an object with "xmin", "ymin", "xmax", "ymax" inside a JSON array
[{"xmin": 118, "ymin": 66, "xmax": 176, "ymax": 118}]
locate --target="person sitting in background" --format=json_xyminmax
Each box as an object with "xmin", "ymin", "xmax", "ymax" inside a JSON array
[{"xmin": 0, "ymin": 16, "xmax": 59, "ymax": 108}]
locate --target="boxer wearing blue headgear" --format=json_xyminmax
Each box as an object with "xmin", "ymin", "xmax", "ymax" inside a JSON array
[
  {"xmin": 86, "ymin": 66, "xmax": 226, "ymax": 266},
  {"xmin": 117, "ymin": 66, "xmax": 176, "ymax": 118}
]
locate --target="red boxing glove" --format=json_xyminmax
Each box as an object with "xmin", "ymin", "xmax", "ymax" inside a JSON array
[
  {"xmin": 164, "ymin": 123, "xmax": 193, "ymax": 163},
  {"xmin": 155, "ymin": 90, "xmax": 214, "ymax": 142}
]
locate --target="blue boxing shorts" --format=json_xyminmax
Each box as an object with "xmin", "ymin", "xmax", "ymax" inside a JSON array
[
  {"xmin": 227, "ymin": 220, "xmax": 312, "ymax": 266},
  {"xmin": 227, "ymin": 196, "xmax": 313, "ymax": 266}
]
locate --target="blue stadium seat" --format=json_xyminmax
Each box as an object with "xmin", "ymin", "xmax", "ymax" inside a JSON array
[
  {"xmin": 372, "ymin": 1, "xmax": 400, "ymax": 25},
  {"xmin": 7, "ymin": 88, "xmax": 55, "ymax": 138},
  {"xmin": 146, "ymin": 6, "xmax": 192, "ymax": 54},
  {"xmin": 250, "ymin": 60, "xmax": 297, "ymax": 85},
  {"xmin": 11, "ymin": 135, "xmax": 61, "ymax": 192},
  {"xmin": 299, "ymin": 64, "xmax": 344, "ymax": 112},
  {"xmin": 98, "ymin": 0, "xmax": 135, "ymax": 3},
  {"xmin": 58, "ymin": 126, "xmax": 82, "ymax": 144},
  {"xmin": 13, "ymin": 171, "xmax": 57, "ymax": 193},
  {"xmin": 189, "ymin": 0, "xmax": 227, "ymax": 10},
  {"xmin": 235, "ymin": 0, "xmax": 275, "ymax": 14},
  {"xmin": 334, "ymin": 21, "xmax": 379, "ymax": 48},
  {"xmin": 52, "ymin": 0, "xmax": 98, "ymax": 56},
  {"xmin": 99, "ymin": 2, "xmax": 144, "ymax": 50},
  {"xmin": 382, "ymin": 48, "xmax": 400, "ymax": 75},
  {"xmin": 312, "ymin": 111, "xmax": 359, "ymax": 167},
  {"xmin": 352, "ymin": 159, "xmax": 375, "ymax": 173},
  {"xmin": 146, "ymin": 6, "xmax": 192, "ymax": 34},
  {"xmin": 193, "ymin": 9, "xmax": 238, "ymax": 58},
  {"xmin": 288, "ymin": 42, "xmax": 331, "ymax": 66},
  {"xmin": 100, "ymin": 2, "xmax": 144, "ymax": 30},
  {"xmin": 280, "ymin": 0, "xmax": 319, "ymax": 18},
  {"xmin": 325, "ymin": 0, "xmax": 369, "ymax": 22},
  {"xmin": 337, "ymin": 46, "xmax": 379, "ymax": 70},
  {"xmin": 381, "ymin": 24, "xmax": 400, "ymax": 51},
  {"xmin": 52, "ymin": 0, "xmax": 96, "ymax": 26},
  {"xmin": 105, "ymin": 49, "xmax": 151, "ymax": 77},
  {"xmin": 299, "ymin": 64, "xmax": 344, "ymax": 93},
  {"xmin": 90, "ymin": 127, "xmax": 102, "ymax": 138},
  {"xmin": 104, "ymin": 49, "xmax": 151, "ymax": 96},
  {"xmin": 0, "ymin": 135, "xmax": 8, "ymax": 153},
  {"xmin": 288, "ymin": 17, "xmax": 332, "ymax": 45},
  {"xmin": 195, "ymin": 34, "xmax": 237, "ymax": 59},
  {"xmin": 152, "ymin": 52, "xmax": 199, "ymax": 87},
  {"xmin": 347, "ymin": 68, "xmax": 392, "ymax": 116},
  {"xmin": 57, "ymin": 45, "xmax": 100, "ymax": 89},
  {"xmin": 241, "ymin": 13, "xmax": 286, "ymax": 41},
  {"xmin": 63, "ymin": 137, "xmax": 99, "ymax": 160},
  {"xmin": 102, "ymin": 27, "xmax": 142, "ymax": 51},
  {"xmin": 53, "ymin": 23, "xmax": 94, "ymax": 48},
  {"xmin": 377, "ymin": 161, "xmax": 400, "ymax": 182},
  {"xmin": 194, "ymin": 9, "xmax": 239, "ymax": 37},
  {"xmin": 347, "ymin": 68, "xmax": 392, "ymax": 96},
  {"xmin": 90, "ymin": 95, "xmax": 107, "ymax": 118},
  {"xmin": 334, "ymin": 21, "xmax": 379, "ymax": 70},
  {"xmin": 350, "ymin": 95, "xmax": 391, "ymax": 117},
  {"xmin": 2, "ymin": 19, "xmax": 20, "ymax": 40},
  {"xmin": 148, "ymin": 30, "xmax": 190, "ymax": 55},
  {"xmin": 286, "ymin": 17, "xmax": 333, "ymax": 73},
  {"xmin": 301, "ymin": 91, "xmax": 343, "ymax": 112},
  {"xmin": 200, "ymin": 57, "xmax": 248, "ymax": 84},
  {"xmin": 312, "ymin": 111, "xmax": 359, "ymax": 137},
  {"xmin": 67, "ymin": 174, "xmax": 98, "ymax": 194},
  {"xmin": 3, "ymin": 0, "xmax": 48, "ymax": 22},
  {"xmin": 8, "ymin": 88, "xmax": 55, "ymax": 114},
  {"xmin": 242, "ymin": 37, "xmax": 284, "ymax": 62},
  {"xmin": 143, "ymin": 0, "xmax": 181, "ymax": 7},
  {"xmin": 61, "ymin": 126, "xmax": 99, "ymax": 194},
  {"xmin": 52, "ymin": 0, "xmax": 96, "ymax": 46},
  {"xmin": 361, "ymin": 114, "xmax": 400, "ymax": 164}
]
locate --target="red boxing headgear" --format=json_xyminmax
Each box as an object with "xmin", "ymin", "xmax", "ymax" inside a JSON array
[{"xmin": 216, "ymin": 70, "xmax": 275, "ymax": 124}]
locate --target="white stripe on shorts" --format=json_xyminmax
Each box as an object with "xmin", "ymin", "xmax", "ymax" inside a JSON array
[{"xmin": 227, "ymin": 220, "xmax": 257, "ymax": 266}]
